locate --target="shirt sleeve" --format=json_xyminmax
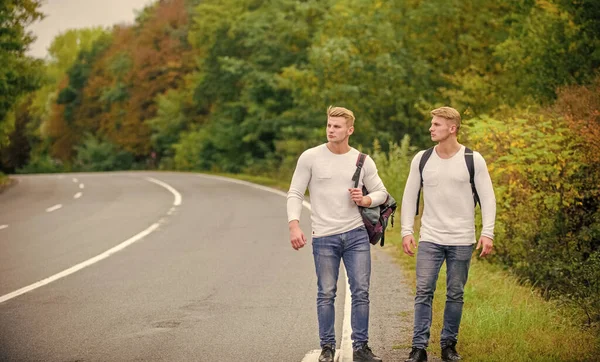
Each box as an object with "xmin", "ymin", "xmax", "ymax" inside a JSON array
[
  {"xmin": 474, "ymin": 152, "xmax": 496, "ymax": 239},
  {"xmin": 400, "ymin": 152, "xmax": 423, "ymax": 237},
  {"xmin": 286, "ymin": 150, "xmax": 312, "ymax": 223},
  {"xmin": 362, "ymin": 155, "xmax": 388, "ymax": 207}
]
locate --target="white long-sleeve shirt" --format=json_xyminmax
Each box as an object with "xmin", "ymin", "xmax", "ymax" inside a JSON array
[
  {"xmin": 400, "ymin": 145, "xmax": 496, "ymax": 245},
  {"xmin": 287, "ymin": 144, "xmax": 388, "ymax": 238}
]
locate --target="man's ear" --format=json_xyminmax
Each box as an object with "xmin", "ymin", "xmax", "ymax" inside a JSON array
[
  {"xmin": 449, "ymin": 122, "xmax": 457, "ymax": 134},
  {"xmin": 348, "ymin": 126, "xmax": 354, "ymax": 135}
]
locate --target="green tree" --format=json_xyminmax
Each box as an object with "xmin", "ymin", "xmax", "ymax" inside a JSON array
[
  {"xmin": 17, "ymin": 28, "xmax": 109, "ymax": 169},
  {"xmin": 492, "ymin": 1, "xmax": 596, "ymax": 106},
  {"xmin": 74, "ymin": 134, "xmax": 133, "ymax": 171},
  {"xmin": 0, "ymin": 96, "xmax": 33, "ymax": 172},
  {"xmin": 47, "ymin": 32, "xmax": 113, "ymax": 161},
  {"xmin": 0, "ymin": 0, "xmax": 44, "ymax": 152},
  {"xmin": 147, "ymin": 88, "xmax": 190, "ymax": 167},
  {"xmin": 33, "ymin": 27, "xmax": 108, "ymax": 120},
  {"xmin": 187, "ymin": 0, "xmax": 330, "ymax": 172}
]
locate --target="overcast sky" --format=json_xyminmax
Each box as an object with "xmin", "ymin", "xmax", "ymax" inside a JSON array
[{"xmin": 27, "ymin": 0, "xmax": 156, "ymax": 58}]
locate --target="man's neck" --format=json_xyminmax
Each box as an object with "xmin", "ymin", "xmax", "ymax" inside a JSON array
[
  {"xmin": 326, "ymin": 142, "xmax": 351, "ymax": 155},
  {"xmin": 435, "ymin": 138, "xmax": 461, "ymax": 159}
]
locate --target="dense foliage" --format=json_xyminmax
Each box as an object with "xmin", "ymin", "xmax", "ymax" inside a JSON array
[{"xmin": 0, "ymin": 0, "xmax": 44, "ymax": 156}]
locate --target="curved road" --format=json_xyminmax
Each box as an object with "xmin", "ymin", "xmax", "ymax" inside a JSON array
[{"xmin": 0, "ymin": 172, "xmax": 412, "ymax": 362}]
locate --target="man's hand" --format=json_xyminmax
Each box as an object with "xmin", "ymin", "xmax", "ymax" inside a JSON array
[
  {"xmin": 289, "ymin": 221, "xmax": 306, "ymax": 250},
  {"xmin": 348, "ymin": 188, "xmax": 371, "ymax": 207},
  {"xmin": 402, "ymin": 235, "xmax": 417, "ymax": 256},
  {"xmin": 476, "ymin": 235, "xmax": 493, "ymax": 257}
]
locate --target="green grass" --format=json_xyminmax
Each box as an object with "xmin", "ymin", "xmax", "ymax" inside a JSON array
[
  {"xmin": 384, "ymin": 226, "xmax": 600, "ymax": 362},
  {"xmin": 0, "ymin": 172, "xmax": 11, "ymax": 191}
]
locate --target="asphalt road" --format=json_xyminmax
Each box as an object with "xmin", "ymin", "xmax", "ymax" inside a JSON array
[{"xmin": 0, "ymin": 172, "xmax": 414, "ymax": 362}]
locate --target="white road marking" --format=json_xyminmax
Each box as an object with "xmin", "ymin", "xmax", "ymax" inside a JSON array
[
  {"xmin": 0, "ymin": 223, "xmax": 161, "ymax": 304},
  {"xmin": 301, "ymin": 350, "xmax": 321, "ymax": 362},
  {"xmin": 0, "ymin": 177, "xmax": 183, "ymax": 304},
  {"xmin": 79, "ymin": 183, "xmax": 84, "ymax": 189},
  {"xmin": 74, "ymin": 192, "xmax": 82, "ymax": 199},
  {"xmin": 46, "ymin": 204, "xmax": 62, "ymax": 212},
  {"xmin": 340, "ymin": 273, "xmax": 353, "ymax": 362},
  {"xmin": 146, "ymin": 177, "xmax": 182, "ymax": 206},
  {"xmin": 0, "ymin": 225, "xmax": 8, "ymax": 230},
  {"xmin": 195, "ymin": 174, "xmax": 352, "ymax": 362},
  {"xmin": 73, "ymin": 178, "xmax": 78, "ymax": 183}
]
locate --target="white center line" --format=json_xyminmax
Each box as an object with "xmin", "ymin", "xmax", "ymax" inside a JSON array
[
  {"xmin": 79, "ymin": 183, "xmax": 84, "ymax": 189},
  {"xmin": 46, "ymin": 204, "xmax": 62, "ymax": 212},
  {"xmin": 74, "ymin": 192, "xmax": 82, "ymax": 199},
  {"xmin": 146, "ymin": 177, "xmax": 182, "ymax": 206},
  {"xmin": 0, "ymin": 177, "xmax": 183, "ymax": 304},
  {"xmin": 0, "ymin": 225, "xmax": 8, "ymax": 230},
  {"xmin": 0, "ymin": 223, "xmax": 161, "ymax": 304},
  {"xmin": 73, "ymin": 178, "xmax": 78, "ymax": 183}
]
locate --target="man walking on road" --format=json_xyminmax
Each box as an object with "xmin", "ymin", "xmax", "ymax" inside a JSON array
[
  {"xmin": 400, "ymin": 107, "xmax": 496, "ymax": 362},
  {"xmin": 287, "ymin": 106, "xmax": 388, "ymax": 362}
]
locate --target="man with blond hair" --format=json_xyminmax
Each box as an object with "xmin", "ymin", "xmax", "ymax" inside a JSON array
[
  {"xmin": 287, "ymin": 105, "xmax": 388, "ymax": 362},
  {"xmin": 400, "ymin": 107, "xmax": 496, "ymax": 362}
]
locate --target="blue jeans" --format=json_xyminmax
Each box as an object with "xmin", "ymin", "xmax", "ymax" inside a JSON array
[
  {"xmin": 312, "ymin": 226, "xmax": 371, "ymax": 349},
  {"xmin": 412, "ymin": 241, "xmax": 473, "ymax": 349}
]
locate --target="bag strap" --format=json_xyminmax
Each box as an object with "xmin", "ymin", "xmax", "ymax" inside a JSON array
[
  {"xmin": 352, "ymin": 153, "xmax": 367, "ymax": 188},
  {"xmin": 416, "ymin": 147, "xmax": 434, "ymax": 215},
  {"xmin": 464, "ymin": 147, "xmax": 480, "ymax": 207}
]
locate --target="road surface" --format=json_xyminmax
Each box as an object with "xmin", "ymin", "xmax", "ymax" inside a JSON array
[{"xmin": 0, "ymin": 172, "xmax": 413, "ymax": 361}]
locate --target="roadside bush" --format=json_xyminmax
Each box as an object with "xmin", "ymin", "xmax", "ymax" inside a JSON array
[
  {"xmin": 74, "ymin": 134, "xmax": 133, "ymax": 171},
  {"xmin": 464, "ymin": 113, "xmax": 600, "ymax": 325},
  {"xmin": 370, "ymin": 134, "xmax": 415, "ymax": 203},
  {"xmin": 172, "ymin": 127, "xmax": 214, "ymax": 171},
  {"xmin": 17, "ymin": 153, "xmax": 64, "ymax": 174}
]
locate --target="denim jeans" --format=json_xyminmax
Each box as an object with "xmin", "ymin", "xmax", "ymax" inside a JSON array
[
  {"xmin": 412, "ymin": 241, "xmax": 473, "ymax": 349},
  {"xmin": 312, "ymin": 225, "xmax": 371, "ymax": 349}
]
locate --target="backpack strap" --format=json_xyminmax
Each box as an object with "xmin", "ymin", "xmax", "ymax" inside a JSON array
[
  {"xmin": 464, "ymin": 147, "xmax": 480, "ymax": 207},
  {"xmin": 416, "ymin": 147, "xmax": 434, "ymax": 215},
  {"xmin": 352, "ymin": 153, "xmax": 367, "ymax": 188}
]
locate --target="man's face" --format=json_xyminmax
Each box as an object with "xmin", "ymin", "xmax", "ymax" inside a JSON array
[
  {"xmin": 429, "ymin": 115, "xmax": 456, "ymax": 142},
  {"xmin": 326, "ymin": 116, "xmax": 353, "ymax": 143}
]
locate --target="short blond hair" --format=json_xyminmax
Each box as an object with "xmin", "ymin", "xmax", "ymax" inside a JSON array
[
  {"xmin": 327, "ymin": 105, "xmax": 355, "ymax": 127},
  {"xmin": 431, "ymin": 106, "xmax": 461, "ymax": 133}
]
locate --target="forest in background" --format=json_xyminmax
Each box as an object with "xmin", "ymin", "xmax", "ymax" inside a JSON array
[{"xmin": 1, "ymin": 0, "xmax": 599, "ymax": 327}]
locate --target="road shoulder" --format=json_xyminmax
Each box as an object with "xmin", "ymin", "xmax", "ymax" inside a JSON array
[{"xmin": 368, "ymin": 245, "xmax": 442, "ymax": 362}]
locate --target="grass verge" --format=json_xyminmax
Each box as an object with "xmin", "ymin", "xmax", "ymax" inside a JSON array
[
  {"xmin": 0, "ymin": 172, "xmax": 12, "ymax": 193},
  {"xmin": 383, "ymin": 226, "xmax": 600, "ymax": 361}
]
